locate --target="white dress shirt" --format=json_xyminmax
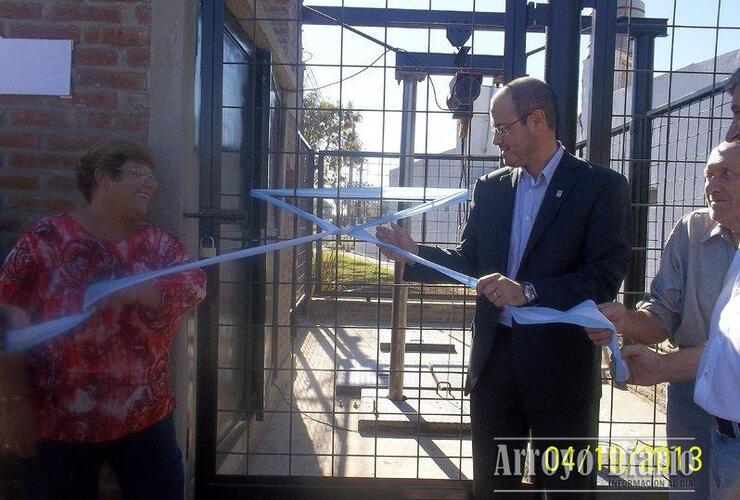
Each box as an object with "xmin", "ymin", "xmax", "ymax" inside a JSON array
[{"xmin": 694, "ymin": 249, "xmax": 740, "ymax": 422}]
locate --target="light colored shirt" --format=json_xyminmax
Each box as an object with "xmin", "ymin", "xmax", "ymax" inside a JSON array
[
  {"xmin": 638, "ymin": 209, "xmax": 735, "ymax": 346},
  {"xmin": 694, "ymin": 249, "xmax": 740, "ymax": 422},
  {"xmin": 499, "ymin": 144, "xmax": 565, "ymax": 327}
]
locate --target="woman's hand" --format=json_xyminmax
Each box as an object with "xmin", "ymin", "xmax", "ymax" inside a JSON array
[{"xmin": 101, "ymin": 281, "xmax": 163, "ymax": 314}]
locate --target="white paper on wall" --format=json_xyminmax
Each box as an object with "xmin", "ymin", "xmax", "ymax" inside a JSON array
[{"xmin": 0, "ymin": 38, "xmax": 73, "ymax": 96}]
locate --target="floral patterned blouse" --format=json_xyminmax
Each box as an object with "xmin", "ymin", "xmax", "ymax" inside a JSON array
[{"xmin": 0, "ymin": 214, "xmax": 206, "ymax": 442}]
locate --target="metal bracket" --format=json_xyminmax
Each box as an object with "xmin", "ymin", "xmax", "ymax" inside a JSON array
[{"xmin": 183, "ymin": 208, "xmax": 246, "ymax": 222}]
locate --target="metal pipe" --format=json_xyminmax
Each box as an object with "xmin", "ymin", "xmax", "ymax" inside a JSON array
[
  {"xmin": 503, "ymin": 0, "xmax": 527, "ymax": 82},
  {"xmin": 389, "ymin": 75, "xmax": 420, "ymax": 400},
  {"xmin": 625, "ymin": 34, "xmax": 655, "ymax": 308},
  {"xmin": 314, "ymin": 154, "xmax": 325, "ymax": 296},
  {"xmin": 545, "ymin": 0, "xmax": 581, "ymax": 153},
  {"xmin": 586, "ymin": 0, "xmax": 617, "ymax": 167}
]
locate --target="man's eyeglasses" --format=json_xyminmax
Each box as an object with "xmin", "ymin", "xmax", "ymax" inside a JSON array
[
  {"xmin": 124, "ymin": 166, "xmax": 157, "ymax": 185},
  {"xmin": 491, "ymin": 112, "xmax": 531, "ymax": 136}
]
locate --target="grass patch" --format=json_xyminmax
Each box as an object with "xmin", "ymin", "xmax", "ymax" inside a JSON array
[{"xmin": 320, "ymin": 246, "xmax": 394, "ymax": 285}]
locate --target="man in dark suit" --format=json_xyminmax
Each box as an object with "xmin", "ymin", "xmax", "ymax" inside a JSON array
[{"xmin": 376, "ymin": 77, "xmax": 631, "ymax": 498}]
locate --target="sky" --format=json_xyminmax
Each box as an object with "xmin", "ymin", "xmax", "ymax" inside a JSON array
[{"xmin": 301, "ymin": 0, "xmax": 740, "ymax": 161}]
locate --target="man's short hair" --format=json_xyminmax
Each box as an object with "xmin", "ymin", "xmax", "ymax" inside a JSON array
[
  {"xmin": 726, "ymin": 67, "xmax": 739, "ymax": 95},
  {"xmin": 500, "ymin": 77, "xmax": 559, "ymax": 132},
  {"xmin": 76, "ymin": 139, "xmax": 153, "ymax": 203}
]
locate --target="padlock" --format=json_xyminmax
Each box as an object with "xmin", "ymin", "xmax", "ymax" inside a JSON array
[{"xmin": 199, "ymin": 236, "xmax": 217, "ymax": 258}]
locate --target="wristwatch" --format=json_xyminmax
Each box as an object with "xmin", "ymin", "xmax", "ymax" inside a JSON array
[{"xmin": 521, "ymin": 282, "xmax": 537, "ymax": 304}]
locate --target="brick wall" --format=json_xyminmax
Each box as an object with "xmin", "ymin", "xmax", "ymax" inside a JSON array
[
  {"xmin": 0, "ymin": 2, "xmax": 151, "ymax": 496},
  {"xmin": 0, "ymin": 1, "xmax": 152, "ymax": 256}
]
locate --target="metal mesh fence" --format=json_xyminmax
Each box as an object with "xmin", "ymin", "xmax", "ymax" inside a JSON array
[{"xmin": 202, "ymin": 0, "xmax": 740, "ymax": 492}]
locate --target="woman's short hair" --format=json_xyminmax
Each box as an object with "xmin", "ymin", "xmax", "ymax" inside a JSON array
[{"xmin": 76, "ymin": 139, "xmax": 153, "ymax": 203}]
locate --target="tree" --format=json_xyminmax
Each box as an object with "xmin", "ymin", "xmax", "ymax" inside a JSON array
[
  {"xmin": 302, "ymin": 92, "xmax": 365, "ymax": 188},
  {"xmin": 302, "ymin": 92, "xmax": 375, "ymax": 226}
]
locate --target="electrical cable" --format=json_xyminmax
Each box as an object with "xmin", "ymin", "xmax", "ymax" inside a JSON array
[
  {"xmin": 303, "ymin": 50, "xmax": 390, "ymax": 92},
  {"xmin": 303, "ymin": 5, "xmax": 449, "ymax": 111}
]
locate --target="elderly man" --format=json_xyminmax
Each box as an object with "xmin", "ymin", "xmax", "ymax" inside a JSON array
[
  {"xmin": 588, "ymin": 142, "xmax": 738, "ymax": 498},
  {"xmin": 620, "ymin": 244, "xmax": 738, "ymax": 500},
  {"xmin": 587, "ymin": 70, "xmax": 739, "ymax": 499},
  {"xmin": 377, "ymin": 77, "xmax": 631, "ymax": 498}
]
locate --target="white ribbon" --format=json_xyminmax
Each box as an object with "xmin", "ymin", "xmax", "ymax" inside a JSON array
[
  {"xmin": 507, "ymin": 300, "xmax": 630, "ymax": 383},
  {"xmin": 3, "ymin": 183, "xmax": 632, "ymax": 387},
  {"xmin": 4, "ymin": 187, "xmax": 472, "ymax": 351}
]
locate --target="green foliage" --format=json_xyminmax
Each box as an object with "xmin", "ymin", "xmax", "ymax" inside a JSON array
[
  {"xmin": 302, "ymin": 92, "xmax": 365, "ymax": 187},
  {"xmin": 302, "ymin": 92, "xmax": 378, "ymax": 224},
  {"xmin": 320, "ymin": 246, "xmax": 393, "ymax": 286}
]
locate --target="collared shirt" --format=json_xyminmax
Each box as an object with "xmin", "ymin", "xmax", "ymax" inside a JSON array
[
  {"xmin": 638, "ymin": 209, "xmax": 736, "ymax": 346},
  {"xmin": 0, "ymin": 214, "xmax": 207, "ymax": 442},
  {"xmin": 499, "ymin": 143, "xmax": 565, "ymax": 327},
  {"xmin": 694, "ymin": 249, "xmax": 740, "ymax": 422}
]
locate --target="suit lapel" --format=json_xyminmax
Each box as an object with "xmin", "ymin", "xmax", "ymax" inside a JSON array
[
  {"xmin": 493, "ymin": 168, "xmax": 519, "ymax": 271},
  {"xmin": 519, "ymin": 153, "xmax": 580, "ymax": 269}
]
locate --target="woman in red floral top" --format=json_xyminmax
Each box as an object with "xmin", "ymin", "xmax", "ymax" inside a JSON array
[{"xmin": 0, "ymin": 139, "xmax": 206, "ymax": 499}]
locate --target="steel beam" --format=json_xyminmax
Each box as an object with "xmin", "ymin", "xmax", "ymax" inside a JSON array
[
  {"xmin": 625, "ymin": 34, "xmax": 655, "ymax": 308},
  {"xmin": 302, "ymin": 6, "xmax": 512, "ymax": 31},
  {"xmin": 586, "ymin": 0, "xmax": 617, "ymax": 167},
  {"xmin": 503, "ymin": 0, "xmax": 527, "ymax": 82},
  {"xmin": 389, "ymin": 76, "xmax": 420, "ymax": 401},
  {"xmin": 395, "ymin": 52, "xmax": 503, "ymax": 78},
  {"xmin": 545, "ymin": 0, "xmax": 581, "ymax": 153},
  {"xmin": 302, "ymin": 6, "xmax": 668, "ymax": 37}
]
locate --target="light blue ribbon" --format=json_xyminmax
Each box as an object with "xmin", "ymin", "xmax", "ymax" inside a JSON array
[
  {"xmin": 2, "ymin": 185, "xmax": 630, "ymax": 385},
  {"xmin": 4, "ymin": 187, "xmax": 474, "ymax": 351}
]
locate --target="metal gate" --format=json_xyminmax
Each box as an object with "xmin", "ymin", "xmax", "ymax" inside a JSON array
[{"xmin": 194, "ymin": 1, "xmax": 739, "ymax": 498}]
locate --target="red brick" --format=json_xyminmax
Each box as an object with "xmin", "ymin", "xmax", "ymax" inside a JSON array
[
  {"xmin": 0, "ymin": 95, "xmax": 53, "ymax": 106},
  {"xmin": 9, "ymin": 23, "xmax": 81, "ymax": 42},
  {"xmin": 134, "ymin": 6, "xmax": 150, "ymax": 24},
  {"xmin": 11, "ymin": 109, "xmax": 77, "ymax": 128},
  {"xmin": 122, "ymin": 93, "xmax": 148, "ymax": 111},
  {"xmin": 49, "ymin": 3, "xmax": 122, "ymax": 23},
  {"xmin": 126, "ymin": 48, "xmax": 149, "ymax": 67},
  {"xmin": 10, "ymin": 195, "xmax": 77, "ymax": 211},
  {"xmin": 77, "ymin": 68, "xmax": 147, "ymax": 90},
  {"xmin": 0, "ymin": 132, "xmax": 37, "ymax": 148},
  {"xmin": 10, "ymin": 153, "xmax": 77, "ymax": 169},
  {"xmin": 45, "ymin": 134, "xmax": 105, "ymax": 152},
  {"xmin": 67, "ymin": 91, "xmax": 118, "ymax": 109},
  {"xmin": 47, "ymin": 175, "xmax": 78, "ymax": 191},
  {"xmin": 0, "ymin": 2, "xmax": 43, "ymax": 19},
  {"xmin": 0, "ymin": 175, "xmax": 38, "ymax": 190},
  {"xmin": 87, "ymin": 112, "xmax": 148, "ymax": 132},
  {"xmin": 84, "ymin": 26, "xmax": 149, "ymax": 46},
  {"xmin": 74, "ymin": 47, "xmax": 119, "ymax": 66}
]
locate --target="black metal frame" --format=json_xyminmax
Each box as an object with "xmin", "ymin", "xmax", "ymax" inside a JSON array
[
  {"xmin": 192, "ymin": 1, "xmax": 715, "ymax": 497},
  {"xmin": 195, "ymin": 0, "xmax": 271, "ymax": 495}
]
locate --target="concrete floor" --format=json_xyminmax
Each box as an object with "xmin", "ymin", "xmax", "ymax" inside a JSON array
[{"xmin": 217, "ymin": 322, "xmax": 670, "ymax": 491}]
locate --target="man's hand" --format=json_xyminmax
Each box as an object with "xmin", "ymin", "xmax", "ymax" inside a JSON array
[
  {"xmin": 476, "ymin": 273, "xmax": 527, "ymax": 307},
  {"xmin": 621, "ymin": 344, "xmax": 666, "ymax": 386},
  {"xmin": 375, "ymin": 222, "xmax": 418, "ymax": 263},
  {"xmin": 585, "ymin": 301, "xmax": 628, "ymax": 346}
]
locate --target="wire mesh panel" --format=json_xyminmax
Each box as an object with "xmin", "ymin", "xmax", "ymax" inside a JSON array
[{"xmin": 197, "ymin": 0, "xmax": 740, "ymax": 496}]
